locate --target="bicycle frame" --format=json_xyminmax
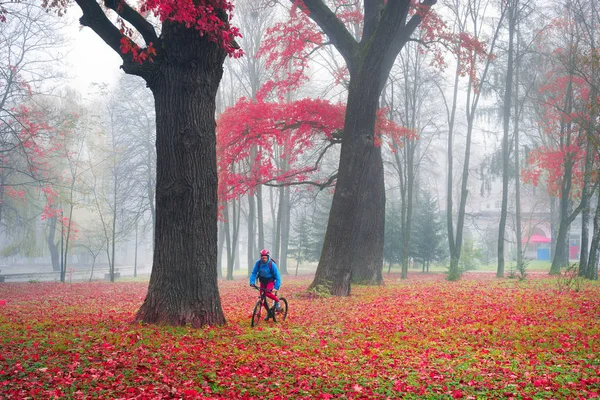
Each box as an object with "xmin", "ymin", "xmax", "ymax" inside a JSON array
[
  {"xmin": 251, "ymin": 285, "xmax": 287, "ymax": 327},
  {"xmin": 254, "ymin": 286, "xmax": 275, "ymax": 311}
]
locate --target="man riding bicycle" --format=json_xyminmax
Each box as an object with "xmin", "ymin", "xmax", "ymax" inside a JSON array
[{"xmin": 249, "ymin": 249, "xmax": 282, "ymax": 317}]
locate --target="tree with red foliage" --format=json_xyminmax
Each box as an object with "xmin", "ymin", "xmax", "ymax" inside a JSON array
[
  {"xmin": 42, "ymin": 0, "xmax": 243, "ymax": 326},
  {"xmin": 258, "ymin": 0, "xmax": 437, "ymax": 295},
  {"xmin": 522, "ymin": 28, "xmax": 599, "ymax": 275},
  {"xmin": 217, "ymin": 97, "xmax": 408, "ymax": 200}
]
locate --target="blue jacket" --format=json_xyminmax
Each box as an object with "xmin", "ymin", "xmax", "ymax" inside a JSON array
[{"xmin": 249, "ymin": 256, "xmax": 281, "ymax": 290}]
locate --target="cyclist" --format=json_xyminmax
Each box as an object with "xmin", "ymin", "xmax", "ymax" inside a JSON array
[{"xmin": 249, "ymin": 249, "xmax": 282, "ymax": 316}]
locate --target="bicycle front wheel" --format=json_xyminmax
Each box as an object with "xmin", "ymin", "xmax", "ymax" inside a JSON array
[
  {"xmin": 277, "ymin": 297, "xmax": 288, "ymax": 321},
  {"xmin": 251, "ymin": 301, "xmax": 262, "ymax": 327}
]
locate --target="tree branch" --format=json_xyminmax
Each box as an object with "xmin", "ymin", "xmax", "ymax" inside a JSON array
[
  {"xmin": 74, "ymin": 0, "xmax": 128, "ymax": 57},
  {"xmin": 73, "ymin": 0, "xmax": 157, "ymax": 78},
  {"xmin": 104, "ymin": 0, "xmax": 159, "ymax": 46},
  {"xmin": 264, "ymin": 173, "xmax": 337, "ymax": 190},
  {"xmin": 297, "ymin": 0, "xmax": 358, "ymax": 67},
  {"xmin": 363, "ymin": 0, "xmax": 385, "ymax": 42},
  {"xmin": 377, "ymin": 0, "xmax": 437, "ymax": 89},
  {"xmin": 263, "ymin": 140, "xmax": 339, "ymax": 189}
]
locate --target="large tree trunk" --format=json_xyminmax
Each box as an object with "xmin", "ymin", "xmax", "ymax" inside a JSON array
[
  {"xmin": 302, "ymin": 0, "xmax": 436, "ymax": 295},
  {"xmin": 310, "ymin": 72, "xmax": 385, "ymax": 294},
  {"xmin": 135, "ymin": 23, "xmax": 226, "ymax": 327}
]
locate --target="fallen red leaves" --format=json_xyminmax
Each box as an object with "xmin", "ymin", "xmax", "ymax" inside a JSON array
[{"xmin": 1, "ymin": 272, "xmax": 599, "ymax": 399}]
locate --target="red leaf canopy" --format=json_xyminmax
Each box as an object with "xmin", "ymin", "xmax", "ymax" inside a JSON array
[{"xmin": 217, "ymin": 98, "xmax": 410, "ymax": 201}]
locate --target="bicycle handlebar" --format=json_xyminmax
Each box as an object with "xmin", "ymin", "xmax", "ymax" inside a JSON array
[{"xmin": 251, "ymin": 286, "xmax": 277, "ymax": 293}]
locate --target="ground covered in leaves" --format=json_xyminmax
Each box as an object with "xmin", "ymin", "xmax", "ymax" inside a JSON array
[{"xmin": 1, "ymin": 273, "xmax": 599, "ymax": 399}]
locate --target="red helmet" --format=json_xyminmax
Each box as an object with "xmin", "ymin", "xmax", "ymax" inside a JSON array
[{"xmin": 260, "ymin": 249, "xmax": 270, "ymax": 257}]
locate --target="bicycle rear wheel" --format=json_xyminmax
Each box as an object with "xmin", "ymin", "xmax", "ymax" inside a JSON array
[
  {"xmin": 277, "ymin": 297, "xmax": 288, "ymax": 321},
  {"xmin": 251, "ymin": 301, "xmax": 262, "ymax": 327}
]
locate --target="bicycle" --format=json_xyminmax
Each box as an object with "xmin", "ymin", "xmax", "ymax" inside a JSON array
[{"xmin": 250, "ymin": 285, "xmax": 288, "ymax": 327}]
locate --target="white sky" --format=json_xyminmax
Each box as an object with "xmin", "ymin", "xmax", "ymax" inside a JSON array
[{"xmin": 62, "ymin": 11, "xmax": 124, "ymax": 96}]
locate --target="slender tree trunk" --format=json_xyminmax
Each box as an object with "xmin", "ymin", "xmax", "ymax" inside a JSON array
[
  {"xmin": 587, "ymin": 197, "xmax": 600, "ymax": 280},
  {"xmin": 0, "ymin": 174, "xmax": 4, "ymax": 227},
  {"xmin": 247, "ymin": 185, "xmax": 256, "ymax": 275},
  {"xmin": 551, "ymin": 165, "xmax": 575, "ymax": 274},
  {"xmin": 217, "ymin": 220, "xmax": 225, "ymax": 279},
  {"xmin": 514, "ymin": 38, "xmax": 523, "ymax": 271},
  {"xmin": 550, "ymin": 58, "xmax": 576, "ymax": 275},
  {"xmin": 275, "ymin": 184, "xmax": 283, "ymax": 263},
  {"xmin": 135, "ymin": 24, "xmax": 226, "ymax": 326},
  {"xmin": 110, "ymin": 170, "xmax": 117, "ymax": 282},
  {"xmin": 279, "ymin": 185, "xmax": 291, "ymax": 275},
  {"xmin": 231, "ymin": 199, "xmax": 241, "ymax": 274},
  {"xmin": 224, "ymin": 202, "xmax": 233, "ymax": 280},
  {"xmin": 585, "ymin": 0, "xmax": 598, "ymax": 280},
  {"xmin": 498, "ymin": 1, "xmax": 515, "ymax": 278},
  {"xmin": 60, "ymin": 213, "xmax": 65, "ymax": 282},
  {"xmin": 551, "ymin": 196, "xmax": 558, "ymax": 260},
  {"xmin": 552, "ymin": 219, "xmax": 570, "ymax": 274},
  {"xmin": 579, "ymin": 142, "xmax": 594, "ymax": 276},
  {"xmin": 446, "ymin": 60, "xmax": 461, "ymax": 280},
  {"xmin": 401, "ymin": 144, "xmax": 414, "ymax": 280},
  {"xmin": 134, "ymin": 220, "xmax": 138, "ymax": 278},
  {"xmin": 47, "ymin": 217, "xmax": 60, "ymax": 272},
  {"xmin": 257, "ymin": 184, "xmax": 264, "ymax": 250}
]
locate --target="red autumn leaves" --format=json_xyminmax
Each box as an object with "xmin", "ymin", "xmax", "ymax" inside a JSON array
[
  {"xmin": 216, "ymin": 98, "xmax": 412, "ymax": 201},
  {"xmin": 1, "ymin": 273, "xmax": 599, "ymax": 398}
]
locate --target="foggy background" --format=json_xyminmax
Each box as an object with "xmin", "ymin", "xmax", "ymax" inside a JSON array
[{"xmin": 1, "ymin": 0, "xmax": 597, "ymax": 282}]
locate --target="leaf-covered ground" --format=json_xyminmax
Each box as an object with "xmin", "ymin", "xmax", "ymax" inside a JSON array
[{"xmin": 1, "ymin": 273, "xmax": 599, "ymax": 399}]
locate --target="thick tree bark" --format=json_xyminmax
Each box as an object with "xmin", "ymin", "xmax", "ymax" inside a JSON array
[
  {"xmin": 73, "ymin": 0, "xmax": 227, "ymax": 326},
  {"xmin": 310, "ymin": 73, "xmax": 385, "ymax": 293},
  {"xmin": 303, "ymin": 0, "xmax": 435, "ymax": 295},
  {"xmin": 134, "ymin": 23, "xmax": 226, "ymax": 327}
]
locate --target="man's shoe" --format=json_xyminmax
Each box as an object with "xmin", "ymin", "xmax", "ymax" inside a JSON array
[{"xmin": 275, "ymin": 302, "xmax": 282, "ymax": 312}]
